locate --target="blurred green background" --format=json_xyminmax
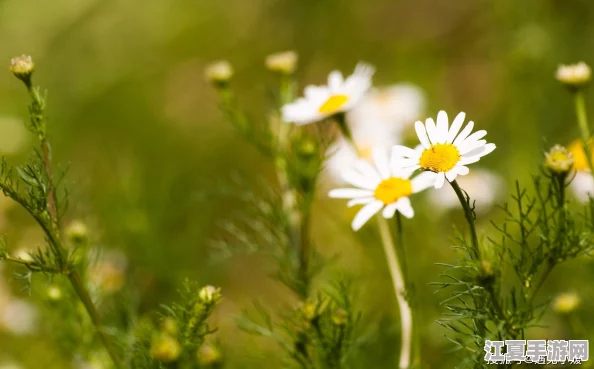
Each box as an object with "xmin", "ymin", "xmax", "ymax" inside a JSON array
[{"xmin": 1, "ymin": 0, "xmax": 594, "ymax": 367}]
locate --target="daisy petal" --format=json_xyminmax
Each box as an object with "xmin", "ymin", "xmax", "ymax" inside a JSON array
[
  {"xmin": 447, "ymin": 112, "xmax": 466, "ymax": 143},
  {"xmin": 329, "ymin": 188, "xmax": 373, "ymax": 198},
  {"xmin": 342, "ymin": 169, "xmax": 379, "ymax": 190},
  {"xmin": 354, "ymin": 160, "xmax": 381, "ymax": 183},
  {"xmin": 382, "ymin": 202, "xmax": 399, "ymax": 218},
  {"xmin": 391, "ymin": 145, "xmax": 419, "ymax": 159},
  {"xmin": 456, "ymin": 166, "xmax": 470, "ymax": 175},
  {"xmin": 434, "ymin": 172, "xmax": 446, "ymax": 189},
  {"xmin": 352, "ymin": 201, "xmax": 383, "ymax": 231},
  {"xmin": 482, "ymin": 143, "xmax": 496, "ymax": 155},
  {"xmin": 395, "ymin": 197, "xmax": 414, "ymax": 218},
  {"xmin": 347, "ymin": 197, "xmax": 374, "ymax": 207},
  {"xmin": 453, "ymin": 121, "xmax": 475, "ymax": 146},
  {"xmin": 411, "ymin": 171, "xmax": 437, "ymax": 193},
  {"xmin": 372, "ymin": 148, "xmax": 391, "ymax": 179},
  {"xmin": 415, "ymin": 121, "xmax": 431, "ymax": 149},
  {"xmin": 425, "ymin": 118, "xmax": 437, "ymax": 144},
  {"xmin": 445, "ymin": 169, "xmax": 458, "ymax": 182},
  {"xmin": 328, "ymin": 71, "xmax": 344, "ymax": 91},
  {"xmin": 436, "ymin": 111, "xmax": 449, "ymax": 143}
]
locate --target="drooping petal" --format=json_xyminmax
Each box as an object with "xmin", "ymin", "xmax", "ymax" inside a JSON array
[
  {"xmin": 447, "ymin": 112, "xmax": 466, "ymax": 143},
  {"xmin": 354, "ymin": 160, "xmax": 382, "ymax": 184},
  {"xmin": 329, "ymin": 188, "xmax": 373, "ymax": 199},
  {"xmin": 415, "ymin": 121, "xmax": 431, "ymax": 149},
  {"xmin": 352, "ymin": 201, "xmax": 383, "ymax": 231},
  {"xmin": 411, "ymin": 171, "xmax": 438, "ymax": 193},
  {"xmin": 434, "ymin": 172, "xmax": 446, "ymax": 189},
  {"xmin": 445, "ymin": 169, "xmax": 458, "ymax": 182},
  {"xmin": 395, "ymin": 197, "xmax": 414, "ymax": 218},
  {"xmin": 455, "ymin": 165, "xmax": 470, "ymax": 175},
  {"xmin": 382, "ymin": 202, "xmax": 399, "ymax": 218}
]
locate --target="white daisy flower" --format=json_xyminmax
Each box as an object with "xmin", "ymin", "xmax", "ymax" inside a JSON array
[
  {"xmin": 427, "ymin": 169, "xmax": 504, "ymax": 214},
  {"xmin": 392, "ymin": 111, "xmax": 496, "ymax": 189},
  {"xmin": 282, "ymin": 63, "xmax": 375, "ymax": 125},
  {"xmin": 328, "ymin": 148, "xmax": 436, "ymax": 231}
]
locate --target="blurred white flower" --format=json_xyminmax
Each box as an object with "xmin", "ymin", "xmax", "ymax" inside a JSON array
[
  {"xmin": 556, "ymin": 61, "xmax": 591, "ymax": 87},
  {"xmin": 393, "ymin": 111, "xmax": 496, "ymax": 188},
  {"xmin": 328, "ymin": 147, "xmax": 436, "ymax": 231},
  {"xmin": 282, "ymin": 63, "xmax": 374, "ymax": 125},
  {"xmin": 325, "ymin": 84, "xmax": 426, "ymax": 184},
  {"xmin": 427, "ymin": 169, "xmax": 504, "ymax": 214},
  {"xmin": 0, "ymin": 299, "xmax": 38, "ymax": 335},
  {"xmin": 347, "ymin": 84, "xmax": 425, "ymax": 137},
  {"xmin": 567, "ymin": 139, "xmax": 594, "ymax": 202},
  {"xmin": 265, "ymin": 51, "xmax": 298, "ymax": 74}
]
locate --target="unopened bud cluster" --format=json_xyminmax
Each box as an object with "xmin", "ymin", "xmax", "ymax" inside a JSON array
[
  {"xmin": 9, "ymin": 55, "xmax": 35, "ymax": 84},
  {"xmin": 198, "ymin": 285, "xmax": 222, "ymax": 304},
  {"xmin": 265, "ymin": 51, "xmax": 298, "ymax": 74},
  {"xmin": 205, "ymin": 61, "xmax": 233, "ymax": 86}
]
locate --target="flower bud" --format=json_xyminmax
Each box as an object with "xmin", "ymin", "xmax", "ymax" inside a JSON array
[
  {"xmin": 205, "ymin": 61, "xmax": 233, "ymax": 86},
  {"xmin": 301, "ymin": 302, "xmax": 317, "ymax": 321},
  {"xmin": 197, "ymin": 343, "xmax": 222, "ymax": 366},
  {"xmin": 65, "ymin": 220, "xmax": 89, "ymax": 244},
  {"xmin": 553, "ymin": 292, "xmax": 580, "ymax": 314},
  {"xmin": 150, "ymin": 334, "xmax": 181, "ymax": 362},
  {"xmin": 544, "ymin": 144, "xmax": 574, "ymax": 175},
  {"xmin": 198, "ymin": 285, "xmax": 221, "ymax": 304},
  {"xmin": 161, "ymin": 317, "xmax": 178, "ymax": 335},
  {"xmin": 9, "ymin": 55, "xmax": 35, "ymax": 84},
  {"xmin": 265, "ymin": 51, "xmax": 298, "ymax": 74},
  {"xmin": 556, "ymin": 62, "xmax": 591, "ymax": 88}
]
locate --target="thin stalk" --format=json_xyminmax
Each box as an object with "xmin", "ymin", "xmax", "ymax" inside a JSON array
[
  {"xmin": 449, "ymin": 180, "xmax": 480, "ymax": 259},
  {"xmin": 574, "ymin": 91, "xmax": 594, "ymax": 174},
  {"xmin": 377, "ymin": 216, "xmax": 413, "ymax": 369},
  {"xmin": 334, "ymin": 113, "xmax": 357, "ymax": 150},
  {"xmin": 24, "ymin": 82, "xmax": 123, "ymax": 367}
]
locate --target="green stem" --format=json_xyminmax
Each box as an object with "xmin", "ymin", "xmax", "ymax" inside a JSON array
[
  {"xmin": 574, "ymin": 91, "xmax": 594, "ymax": 174},
  {"xmin": 449, "ymin": 180, "xmax": 480, "ymax": 259},
  {"xmin": 334, "ymin": 113, "xmax": 357, "ymax": 150},
  {"xmin": 377, "ymin": 217, "xmax": 413, "ymax": 369}
]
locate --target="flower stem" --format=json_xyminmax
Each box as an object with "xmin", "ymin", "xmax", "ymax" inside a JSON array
[
  {"xmin": 334, "ymin": 113, "xmax": 357, "ymax": 150},
  {"xmin": 449, "ymin": 180, "xmax": 480, "ymax": 259},
  {"xmin": 24, "ymin": 82, "xmax": 123, "ymax": 368},
  {"xmin": 574, "ymin": 91, "xmax": 594, "ymax": 174},
  {"xmin": 377, "ymin": 216, "xmax": 413, "ymax": 369}
]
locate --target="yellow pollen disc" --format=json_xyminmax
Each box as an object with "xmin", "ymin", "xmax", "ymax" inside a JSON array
[
  {"xmin": 568, "ymin": 139, "xmax": 593, "ymax": 171},
  {"xmin": 419, "ymin": 144, "xmax": 460, "ymax": 173},
  {"xmin": 319, "ymin": 94, "xmax": 349, "ymax": 114},
  {"xmin": 374, "ymin": 177, "xmax": 412, "ymax": 205}
]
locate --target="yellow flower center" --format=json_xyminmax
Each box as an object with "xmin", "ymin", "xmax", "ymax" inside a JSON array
[
  {"xmin": 419, "ymin": 144, "xmax": 460, "ymax": 173},
  {"xmin": 568, "ymin": 139, "xmax": 594, "ymax": 171},
  {"xmin": 319, "ymin": 94, "xmax": 349, "ymax": 114},
  {"xmin": 374, "ymin": 177, "xmax": 412, "ymax": 205}
]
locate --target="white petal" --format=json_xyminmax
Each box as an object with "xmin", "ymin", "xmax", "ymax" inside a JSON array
[
  {"xmin": 352, "ymin": 201, "xmax": 383, "ymax": 231},
  {"xmin": 347, "ymin": 197, "xmax": 374, "ymax": 207},
  {"xmin": 342, "ymin": 169, "xmax": 379, "ymax": 190},
  {"xmin": 458, "ymin": 155, "xmax": 482, "ymax": 166},
  {"xmin": 372, "ymin": 147, "xmax": 391, "ymax": 179},
  {"xmin": 411, "ymin": 171, "xmax": 437, "ymax": 193},
  {"xmin": 434, "ymin": 172, "xmax": 446, "ymax": 189},
  {"xmin": 415, "ymin": 121, "xmax": 431, "ymax": 149},
  {"xmin": 354, "ymin": 160, "xmax": 382, "ymax": 184},
  {"xmin": 459, "ymin": 130, "xmax": 487, "ymax": 146},
  {"xmin": 395, "ymin": 197, "xmax": 414, "ymax": 218},
  {"xmin": 382, "ymin": 202, "xmax": 399, "ymax": 218},
  {"xmin": 463, "ymin": 145, "xmax": 487, "ymax": 158},
  {"xmin": 459, "ymin": 139, "xmax": 487, "ymax": 155},
  {"xmin": 391, "ymin": 145, "xmax": 419, "ymax": 159},
  {"xmin": 425, "ymin": 118, "xmax": 438, "ymax": 144},
  {"xmin": 447, "ymin": 112, "xmax": 466, "ymax": 143},
  {"xmin": 328, "ymin": 71, "xmax": 344, "ymax": 91},
  {"xmin": 456, "ymin": 166, "xmax": 470, "ymax": 175},
  {"xmin": 436, "ymin": 111, "xmax": 449, "ymax": 143},
  {"xmin": 482, "ymin": 143, "xmax": 496, "ymax": 156},
  {"xmin": 329, "ymin": 188, "xmax": 373, "ymax": 198},
  {"xmin": 453, "ymin": 121, "xmax": 475, "ymax": 146},
  {"xmin": 445, "ymin": 170, "xmax": 458, "ymax": 182},
  {"xmin": 304, "ymin": 85, "xmax": 329, "ymax": 101}
]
